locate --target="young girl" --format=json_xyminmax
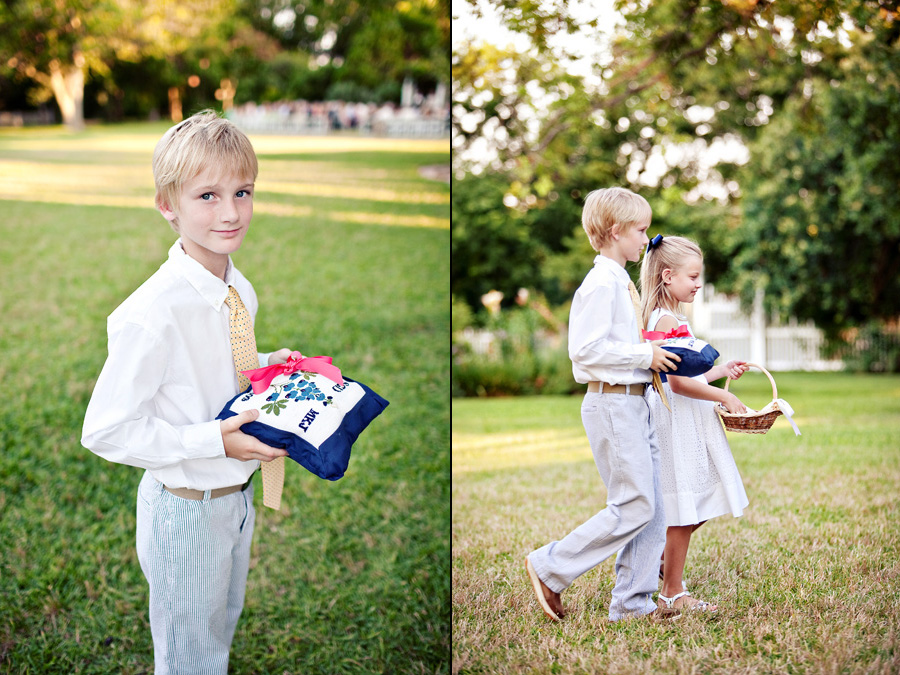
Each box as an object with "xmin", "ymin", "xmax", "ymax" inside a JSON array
[{"xmin": 640, "ymin": 235, "xmax": 750, "ymax": 613}]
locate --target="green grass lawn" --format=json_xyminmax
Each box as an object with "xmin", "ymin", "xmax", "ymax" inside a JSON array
[
  {"xmin": 0, "ymin": 123, "xmax": 449, "ymax": 674},
  {"xmin": 452, "ymin": 373, "xmax": 900, "ymax": 674}
]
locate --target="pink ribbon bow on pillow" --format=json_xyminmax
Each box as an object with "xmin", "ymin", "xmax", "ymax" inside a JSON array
[
  {"xmin": 241, "ymin": 351, "xmax": 345, "ymax": 394},
  {"xmin": 641, "ymin": 324, "xmax": 691, "ymax": 341}
]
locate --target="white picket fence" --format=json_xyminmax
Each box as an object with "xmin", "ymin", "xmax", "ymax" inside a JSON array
[{"xmin": 688, "ymin": 285, "xmax": 843, "ymax": 371}]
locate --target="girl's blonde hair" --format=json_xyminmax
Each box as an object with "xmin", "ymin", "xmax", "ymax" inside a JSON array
[
  {"xmin": 582, "ymin": 187, "xmax": 652, "ymax": 251},
  {"xmin": 639, "ymin": 235, "xmax": 703, "ymax": 330},
  {"xmin": 153, "ymin": 110, "xmax": 258, "ymax": 231}
]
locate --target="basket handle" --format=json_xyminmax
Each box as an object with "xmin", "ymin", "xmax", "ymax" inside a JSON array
[{"xmin": 723, "ymin": 362, "xmax": 778, "ymax": 400}]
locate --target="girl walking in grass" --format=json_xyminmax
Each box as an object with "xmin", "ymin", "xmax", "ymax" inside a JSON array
[{"xmin": 639, "ymin": 235, "xmax": 750, "ymax": 613}]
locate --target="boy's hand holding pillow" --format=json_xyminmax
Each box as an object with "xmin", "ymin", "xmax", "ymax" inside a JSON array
[
  {"xmin": 216, "ymin": 352, "xmax": 388, "ymax": 480},
  {"xmin": 642, "ymin": 326, "xmax": 719, "ymax": 382}
]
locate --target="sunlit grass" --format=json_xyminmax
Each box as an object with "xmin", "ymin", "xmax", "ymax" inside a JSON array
[
  {"xmin": 0, "ymin": 127, "xmax": 449, "ymax": 229},
  {"xmin": 0, "ymin": 161, "xmax": 153, "ymax": 197},
  {"xmin": 452, "ymin": 374, "xmax": 900, "ymax": 674},
  {"xmin": 452, "ymin": 428, "xmax": 591, "ymax": 473},
  {"xmin": 261, "ymin": 179, "xmax": 449, "ymax": 204},
  {"xmin": 0, "ymin": 125, "xmax": 448, "ymax": 154}
]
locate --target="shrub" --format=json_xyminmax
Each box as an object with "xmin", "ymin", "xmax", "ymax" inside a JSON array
[
  {"xmin": 841, "ymin": 322, "xmax": 900, "ymax": 373},
  {"xmin": 325, "ymin": 80, "xmax": 376, "ymax": 103},
  {"xmin": 452, "ymin": 349, "xmax": 579, "ymax": 397},
  {"xmin": 452, "ymin": 306, "xmax": 579, "ymax": 397}
]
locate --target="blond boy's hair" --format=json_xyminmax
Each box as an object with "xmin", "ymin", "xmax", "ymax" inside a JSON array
[
  {"xmin": 581, "ymin": 187, "xmax": 652, "ymax": 251},
  {"xmin": 152, "ymin": 110, "xmax": 258, "ymax": 231},
  {"xmin": 638, "ymin": 235, "xmax": 703, "ymax": 330}
]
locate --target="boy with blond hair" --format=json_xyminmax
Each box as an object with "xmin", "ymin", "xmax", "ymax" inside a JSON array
[
  {"xmin": 83, "ymin": 110, "xmax": 292, "ymax": 672},
  {"xmin": 525, "ymin": 187, "xmax": 681, "ymax": 622}
]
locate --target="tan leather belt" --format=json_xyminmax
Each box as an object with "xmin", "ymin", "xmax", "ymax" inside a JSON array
[
  {"xmin": 587, "ymin": 381, "xmax": 647, "ymax": 396},
  {"xmin": 164, "ymin": 479, "xmax": 251, "ymax": 501}
]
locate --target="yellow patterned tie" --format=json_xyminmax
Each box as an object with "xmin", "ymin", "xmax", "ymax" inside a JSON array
[
  {"xmin": 628, "ymin": 281, "xmax": 671, "ymax": 412},
  {"xmin": 225, "ymin": 285, "xmax": 284, "ymax": 510}
]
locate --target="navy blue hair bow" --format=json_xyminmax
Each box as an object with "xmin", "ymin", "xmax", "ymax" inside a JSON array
[{"xmin": 647, "ymin": 234, "xmax": 663, "ymax": 251}]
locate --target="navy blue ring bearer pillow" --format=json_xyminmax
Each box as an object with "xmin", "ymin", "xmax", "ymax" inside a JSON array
[
  {"xmin": 217, "ymin": 357, "xmax": 389, "ymax": 480},
  {"xmin": 650, "ymin": 336, "xmax": 720, "ymax": 382}
]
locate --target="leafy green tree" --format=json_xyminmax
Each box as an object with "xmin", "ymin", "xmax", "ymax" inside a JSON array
[
  {"xmin": 0, "ymin": 0, "xmax": 242, "ymax": 127},
  {"xmin": 133, "ymin": 0, "xmax": 267, "ymax": 121},
  {"xmin": 730, "ymin": 17, "xmax": 900, "ymax": 340},
  {"xmin": 228, "ymin": 50, "xmax": 330, "ymax": 104},
  {"xmin": 454, "ymin": 0, "xmax": 900, "ymax": 342},
  {"xmin": 0, "ymin": 0, "xmax": 122, "ymax": 129},
  {"xmin": 242, "ymin": 0, "xmax": 449, "ymax": 98},
  {"xmin": 611, "ymin": 1, "xmax": 900, "ymax": 338},
  {"xmin": 452, "ymin": 36, "xmax": 626, "ymax": 305},
  {"xmin": 175, "ymin": 17, "xmax": 286, "ymax": 116},
  {"xmin": 451, "ymin": 173, "xmax": 547, "ymax": 310}
]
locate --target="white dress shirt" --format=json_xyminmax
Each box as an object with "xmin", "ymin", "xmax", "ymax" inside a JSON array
[
  {"xmin": 82, "ymin": 239, "xmax": 270, "ymax": 490},
  {"xmin": 568, "ymin": 255, "xmax": 653, "ymax": 385}
]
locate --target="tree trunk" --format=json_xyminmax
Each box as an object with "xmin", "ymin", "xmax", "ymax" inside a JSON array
[
  {"xmin": 168, "ymin": 87, "xmax": 183, "ymax": 123},
  {"xmin": 217, "ymin": 78, "xmax": 236, "ymax": 112},
  {"xmin": 48, "ymin": 57, "xmax": 85, "ymax": 131}
]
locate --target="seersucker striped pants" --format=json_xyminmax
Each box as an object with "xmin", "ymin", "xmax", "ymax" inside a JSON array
[{"xmin": 136, "ymin": 471, "xmax": 255, "ymax": 674}]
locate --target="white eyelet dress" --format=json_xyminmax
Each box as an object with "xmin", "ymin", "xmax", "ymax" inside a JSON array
[{"xmin": 648, "ymin": 308, "xmax": 749, "ymax": 526}]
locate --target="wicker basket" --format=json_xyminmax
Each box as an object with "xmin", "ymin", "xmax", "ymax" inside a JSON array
[{"xmin": 716, "ymin": 363, "xmax": 783, "ymax": 434}]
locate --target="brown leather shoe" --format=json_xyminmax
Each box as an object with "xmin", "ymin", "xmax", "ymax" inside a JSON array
[{"xmin": 525, "ymin": 557, "xmax": 565, "ymax": 621}]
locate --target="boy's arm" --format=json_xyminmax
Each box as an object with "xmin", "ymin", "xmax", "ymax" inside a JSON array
[
  {"xmin": 82, "ymin": 322, "xmax": 226, "ymax": 470},
  {"xmin": 569, "ymin": 284, "xmax": 653, "ymax": 371}
]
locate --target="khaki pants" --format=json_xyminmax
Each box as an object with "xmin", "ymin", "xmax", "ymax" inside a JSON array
[{"xmin": 528, "ymin": 390, "xmax": 667, "ymax": 621}]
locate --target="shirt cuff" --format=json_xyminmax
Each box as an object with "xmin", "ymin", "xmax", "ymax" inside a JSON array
[
  {"xmin": 181, "ymin": 420, "xmax": 227, "ymax": 460},
  {"xmin": 635, "ymin": 342, "xmax": 654, "ymax": 370},
  {"xmin": 257, "ymin": 351, "xmax": 271, "ymax": 368}
]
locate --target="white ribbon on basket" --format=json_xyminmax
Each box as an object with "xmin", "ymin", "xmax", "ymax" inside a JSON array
[{"xmin": 775, "ymin": 399, "xmax": 802, "ymax": 436}]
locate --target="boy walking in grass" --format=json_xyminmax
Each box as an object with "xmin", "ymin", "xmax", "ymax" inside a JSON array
[
  {"xmin": 82, "ymin": 110, "xmax": 292, "ymax": 673},
  {"xmin": 525, "ymin": 187, "xmax": 681, "ymax": 622}
]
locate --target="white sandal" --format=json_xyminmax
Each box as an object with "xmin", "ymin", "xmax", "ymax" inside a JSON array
[{"xmin": 657, "ymin": 590, "xmax": 717, "ymax": 612}]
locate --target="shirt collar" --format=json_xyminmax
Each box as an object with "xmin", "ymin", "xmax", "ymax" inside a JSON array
[
  {"xmin": 593, "ymin": 254, "xmax": 631, "ymax": 284},
  {"xmin": 168, "ymin": 239, "xmax": 234, "ymax": 310}
]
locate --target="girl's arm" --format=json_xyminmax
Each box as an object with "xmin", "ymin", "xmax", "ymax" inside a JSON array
[
  {"xmin": 668, "ymin": 374, "xmax": 747, "ymax": 413},
  {"xmin": 650, "ymin": 313, "xmax": 748, "ymax": 414},
  {"xmin": 705, "ymin": 361, "xmax": 749, "ymax": 383}
]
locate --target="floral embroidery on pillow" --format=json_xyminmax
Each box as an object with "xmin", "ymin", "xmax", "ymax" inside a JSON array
[{"xmin": 249, "ymin": 372, "xmax": 335, "ymax": 416}]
